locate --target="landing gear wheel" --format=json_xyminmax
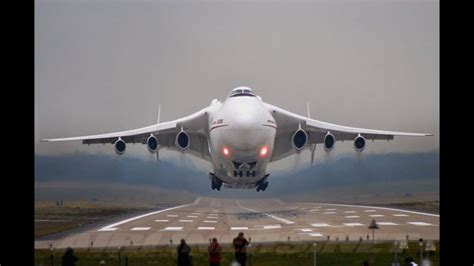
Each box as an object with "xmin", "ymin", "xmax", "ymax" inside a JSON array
[
  {"xmin": 252, "ymin": 171, "xmax": 256, "ymax": 177},
  {"xmin": 233, "ymin": 170, "xmax": 238, "ymax": 177},
  {"xmin": 238, "ymin": 171, "xmax": 243, "ymax": 177}
]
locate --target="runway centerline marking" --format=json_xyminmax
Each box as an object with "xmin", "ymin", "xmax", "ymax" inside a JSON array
[
  {"xmin": 393, "ymin": 214, "xmax": 409, "ymax": 217},
  {"xmin": 204, "ymin": 220, "xmax": 217, "ymax": 223},
  {"xmin": 97, "ymin": 228, "xmax": 118, "ymax": 232},
  {"xmin": 345, "ymin": 216, "xmax": 360, "ymax": 218},
  {"xmin": 167, "ymin": 215, "xmax": 178, "ymax": 217},
  {"xmin": 299, "ymin": 229, "xmax": 313, "ymax": 232},
  {"xmin": 262, "ymin": 225, "xmax": 282, "ymax": 229},
  {"xmin": 308, "ymin": 233, "xmax": 323, "ymax": 237},
  {"xmin": 378, "ymin": 222, "xmax": 398, "ymax": 225},
  {"xmin": 344, "ymin": 211, "xmax": 357, "ymax": 213},
  {"xmin": 364, "ymin": 210, "xmax": 377, "ymax": 213},
  {"xmin": 155, "ymin": 220, "xmax": 169, "ymax": 222},
  {"xmin": 369, "ymin": 214, "xmax": 384, "ymax": 217},
  {"xmin": 198, "ymin": 227, "xmax": 215, "ymax": 230},
  {"xmin": 324, "ymin": 212, "xmax": 336, "ymax": 214},
  {"xmin": 97, "ymin": 198, "xmax": 200, "ymax": 232},
  {"xmin": 187, "ymin": 216, "xmax": 198, "ymax": 218},
  {"xmin": 231, "ymin": 227, "xmax": 248, "ymax": 230},
  {"xmin": 179, "ymin": 220, "xmax": 193, "ymax": 223},
  {"xmin": 236, "ymin": 201, "xmax": 295, "ymax": 224}
]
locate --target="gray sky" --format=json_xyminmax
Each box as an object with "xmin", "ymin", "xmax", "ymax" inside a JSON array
[{"xmin": 35, "ymin": 0, "xmax": 439, "ymax": 169}]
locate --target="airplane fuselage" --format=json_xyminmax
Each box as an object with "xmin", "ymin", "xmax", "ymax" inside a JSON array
[{"xmin": 208, "ymin": 95, "xmax": 276, "ymax": 188}]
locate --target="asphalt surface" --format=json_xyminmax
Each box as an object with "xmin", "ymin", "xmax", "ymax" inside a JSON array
[{"xmin": 35, "ymin": 197, "xmax": 439, "ymax": 249}]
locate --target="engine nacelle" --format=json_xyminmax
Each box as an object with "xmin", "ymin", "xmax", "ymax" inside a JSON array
[
  {"xmin": 114, "ymin": 138, "xmax": 126, "ymax": 154},
  {"xmin": 324, "ymin": 132, "xmax": 335, "ymax": 151},
  {"xmin": 354, "ymin": 135, "xmax": 366, "ymax": 152},
  {"xmin": 175, "ymin": 131, "xmax": 190, "ymax": 150},
  {"xmin": 147, "ymin": 135, "xmax": 159, "ymax": 153},
  {"xmin": 291, "ymin": 129, "xmax": 308, "ymax": 151}
]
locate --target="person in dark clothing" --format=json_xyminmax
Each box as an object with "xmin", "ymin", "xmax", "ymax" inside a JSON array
[
  {"xmin": 232, "ymin": 232, "xmax": 249, "ymax": 266},
  {"xmin": 61, "ymin": 247, "xmax": 78, "ymax": 266},
  {"xmin": 177, "ymin": 239, "xmax": 192, "ymax": 266},
  {"xmin": 208, "ymin": 238, "xmax": 222, "ymax": 266}
]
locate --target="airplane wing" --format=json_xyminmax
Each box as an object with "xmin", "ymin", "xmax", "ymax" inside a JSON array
[
  {"xmin": 263, "ymin": 103, "xmax": 432, "ymax": 162},
  {"xmin": 41, "ymin": 107, "xmax": 212, "ymax": 161}
]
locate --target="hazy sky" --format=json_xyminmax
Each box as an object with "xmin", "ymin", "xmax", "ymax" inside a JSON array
[{"xmin": 35, "ymin": 0, "xmax": 439, "ymax": 169}]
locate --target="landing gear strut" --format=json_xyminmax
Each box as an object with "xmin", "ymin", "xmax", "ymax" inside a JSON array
[
  {"xmin": 209, "ymin": 173, "xmax": 223, "ymax": 191},
  {"xmin": 256, "ymin": 174, "xmax": 270, "ymax": 192}
]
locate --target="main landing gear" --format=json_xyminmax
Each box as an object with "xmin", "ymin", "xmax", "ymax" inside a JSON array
[
  {"xmin": 209, "ymin": 173, "xmax": 223, "ymax": 191},
  {"xmin": 256, "ymin": 174, "xmax": 270, "ymax": 192}
]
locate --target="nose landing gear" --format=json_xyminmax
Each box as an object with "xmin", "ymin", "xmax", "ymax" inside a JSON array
[
  {"xmin": 246, "ymin": 171, "xmax": 256, "ymax": 177},
  {"xmin": 233, "ymin": 170, "xmax": 243, "ymax": 177}
]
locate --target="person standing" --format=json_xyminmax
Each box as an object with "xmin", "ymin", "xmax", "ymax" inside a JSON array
[
  {"xmin": 208, "ymin": 238, "xmax": 222, "ymax": 266},
  {"xmin": 177, "ymin": 239, "xmax": 192, "ymax": 266},
  {"xmin": 61, "ymin": 247, "xmax": 78, "ymax": 266},
  {"xmin": 232, "ymin": 232, "xmax": 249, "ymax": 266}
]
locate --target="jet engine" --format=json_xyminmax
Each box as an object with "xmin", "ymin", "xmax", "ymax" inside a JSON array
[
  {"xmin": 114, "ymin": 138, "xmax": 126, "ymax": 154},
  {"xmin": 324, "ymin": 132, "xmax": 335, "ymax": 151},
  {"xmin": 291, "ymin": 129, "xmax": 308, "ymax": 151},
  {"xmin": 353, "ymin": 134, "xmax": 366, "ymax": 152},
  {"xmin": 147, "ymin": 135, "xmax": 159, "ymax": 153},
  {"xmin": 175, "ymin": 131, "xmax": 190, "ymax": 150}
]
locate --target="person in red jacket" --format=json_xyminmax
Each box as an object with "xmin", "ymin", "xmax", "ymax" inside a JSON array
[{"xmin": 208, "ymin": 238, "xmax": 222, "ymax": 266}]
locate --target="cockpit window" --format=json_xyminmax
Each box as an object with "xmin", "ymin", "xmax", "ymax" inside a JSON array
[{"xmin": 229, "ymin": 88, "xmax": 256, "ymax": 97}]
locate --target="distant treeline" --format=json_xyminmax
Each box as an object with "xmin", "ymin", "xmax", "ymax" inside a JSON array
[{"xmin": 35, "ymin": 151, "xmax": 439, "ymax": 197}]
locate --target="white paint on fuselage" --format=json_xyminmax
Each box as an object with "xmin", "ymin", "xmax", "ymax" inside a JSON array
[{"xmin": 208, "ymin": 94, "xmax": 276, "ymax": 186}]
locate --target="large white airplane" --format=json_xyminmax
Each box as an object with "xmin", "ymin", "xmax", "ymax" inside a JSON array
[{"xmin": 42, "ymin": 86, "xmax": 432, "ymax": 192}]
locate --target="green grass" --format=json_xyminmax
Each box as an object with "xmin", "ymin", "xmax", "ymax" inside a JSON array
[{"xmin": 35, "ymin": 241, "xmax": 439, "ymax": 266}]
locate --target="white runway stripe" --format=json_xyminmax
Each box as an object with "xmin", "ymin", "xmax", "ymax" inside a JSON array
[
  {"xmin": 364, "ymin": 210, "xmax": 376, "ymax": 213},
  {"xmin": 155, "ymin": 220, "xmax": 169, "ymax": 222},
  {"xmin": 204, "ymin": 220, "xmax": 217, "ymax": 223},
  {"xmin": 166, "ymin": 214, "xmax": 178, "ymax": 217},
  {"xmin": 98, "ymin": 228, "xmax": 118, "ymax": 232},
  {"xmin": 308, "ymin": 233, "xmax": 323, "ymax": 237},
  {"xmin": 311, "ymin": 223, "xmax": 331, "ymax": 227},
  {"xmin": 231, "ymin": 227, "xmax": 248, "ymax": 230},
  {"xmin": 325, "ymin": 208, "xmax": 337, "ymax": 211},
  {"xmin": 131, "ymin": 227, "xmax": 151, "ymax": 231},
  {"xmin": 369, "ymin": 214, "xmax": 384, "ymax": 217},
  {"xmin": 263, "ymin": 225, "xmax": 282, "ymax": 229},
  {"xmin": 161, "ymin": 226, "xmax": 183, "ymax": 231},
  {"xmin": 345, "ymin": 216, "xmax": 360, "ymax": 218},
  {"xmin": 407, "ymin": 222, "xmax": 433, "ymax": 226},
  {"xmin": 187, "ymin": 216, "xmax": 198, "ymax": 218},
  {"xmin": 378, "ymin": 222, "xmax": 398, "ymax": 225},
  {"xmin": 198, "ymin": 227, "xmax": 215, "ymax": 230},
  {"xmin": 344, "ymin": 211, "xmax": 357, "ymax": 213},
  {"xmin": 96, "ymin": 198, "xmax": 200, "ymax": 232},
  {"xmin": 299, "ymin": 229, "xmax": 313, "ymax": 232},
  {"xmin": 206, "ymin": 217, "xmax": 218, "ymax": 219},
  {"xmin": 236, "ymin": 201, "xmax": 295, "ymax": 224},
  {"xmin": 179, "ymin": 220, "xmax": 193, "ymax": 223},
  {"xmin": 209, "ymin": 214, "xmax": 219, "ymax": 216},
  {"xmin": 309, "ymin": 209, "xmax": 320, "ymax": 212},
  {"xmin": 324, "ymin": 212, "xmax": 336, "ymax": 214},
  {"xmin": 191, "ymin": 213, "xmax": 200, "ymax": 215},
  {"xmin": 393, "ymin": 214, "xmax": 409, "ymax": 217},
  {"xmin": 305, "ymin": 202, "xmax": 439, "ymax": 217},
  {"xmin": 344, "ymin": 223, "xmax": 364, "ymax": 227}
]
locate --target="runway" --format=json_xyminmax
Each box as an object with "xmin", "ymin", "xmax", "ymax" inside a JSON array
[{"xmin": 35, "ymin": 197, "xmax": 439, "ymax": 249}]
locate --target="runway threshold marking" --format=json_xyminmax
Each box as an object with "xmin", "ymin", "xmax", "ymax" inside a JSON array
[
  {"xmin": 97, "ymin": 198, "xmax": 200, "ymax": 232},
  {"xmin": 377, "ymin": 222, "xmax": 398, "ymax": 225},
  {"xmin": 236, "ymin": 201, "xmax": 295, "ymax": 224},
  {"xmin": 407, "ymin": 222, "xmax": 433, "ymax": 226},
  {"xmin": 131, "ymin": 227, "xmax": 151, "ymax": 231},
  {"xmin": 301, "ymin": 202, "xmax": 439, "ymax": 218},
  {"xmin": 161, "ymin": 226, "xmax": 183, "ymax": 231},
  {"xmin": 311, "ymin": 223, "xmax": 331, "ymax": 227}
]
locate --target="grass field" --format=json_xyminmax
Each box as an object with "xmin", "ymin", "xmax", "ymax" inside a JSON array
[{"xmin": 35, "ymin": 241, "xmax": 438, "ymax": 266}]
